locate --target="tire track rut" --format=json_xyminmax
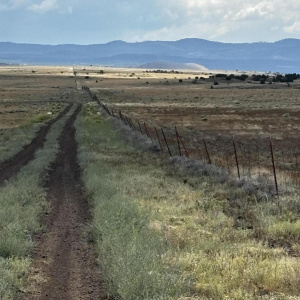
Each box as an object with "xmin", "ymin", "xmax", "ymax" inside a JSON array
[
  {"xmin": 21, "ymin": 104, "xmax": 106, "ymax": 299},
  {"xmin": 0, "ymin": 103, "xmax": 72, "ymax": 185}
]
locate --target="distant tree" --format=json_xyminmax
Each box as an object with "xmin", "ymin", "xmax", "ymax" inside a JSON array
[
  {"xmin": 226, "ymin": 74, "xmax": 234, "ymax": 80},
  {"xmin": 215, "ymin": 74, "xmax": 227, "ymax": 78},
  {"xmin": 237, "ymin": 74, "xmax": 248, "ymax": 81}
]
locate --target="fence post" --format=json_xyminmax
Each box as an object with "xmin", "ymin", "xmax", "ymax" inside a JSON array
[
  {"xmin": 281, "ymin": 150, "xmax": 288, "ymax": 193},
  {"xmin": 137, "ymin": 120, "xmax": 143, "ymax": 134},
  {"xmin": 269, "ymin": 136, "xmax": 279, "ymax": 196},
  {"xmin": 232, "ymin": 136, "xmax": 241, "ymax": 180},
  {"xmin": 161, "ymin": 129, "xmax": 172, "ymax": 157},
  {"xmin": 239, "ymin": 142, "xmax": 245, "ymax": 177},
  {"xmin": 126, "ymin": 117, "xmax": 134, "ymax": 130},
  {"xmin": 119, "ymin": 111, "xmax": 128, "ymax": 125},
  {"xmin": 144, "ymin": 123, "xmax": 153, "ymax": 143},
  {"xmin": 126, "ymin": 117, "xmax": 135, "ymax": 131},
  {"xmin": 247, "ymin": 143, "xmax": 251, "ymax": 177},
  {"xmin": 203, "ymin": 138, "xmax": 211, "ymax": 164},
  {"xmin": 294, "ymin": 148, "xmax": 299, "ymax": 186},
  {"xmin": 175, "ymin": 126, "xmax": 190, "ymax": 157},
  {"xmin": 175, "ymin": 127, "xmax": 182, "ymax": 156},
  {"xmin": 155, "ymin": 127, "xmax": 163, "ymax": 152},
  {"xmin": 295, "ymin": 148, "xmax": 299, "ymax": 168},
  {"xmin": 129, "ymin": 118, "xmax": 136, "ymax": 131},
  {"xmin": 257, "ymin": 143, "xmax": 261, "ymax": 176},
  {"xmin": 105, "ymin": 105, "xmax": 112, "ymax": 116}
]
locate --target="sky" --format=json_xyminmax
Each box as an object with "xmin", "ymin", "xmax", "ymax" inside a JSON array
[{"xmin": 1, "ymin": 0, "xmax": 300, "ymax": 45}]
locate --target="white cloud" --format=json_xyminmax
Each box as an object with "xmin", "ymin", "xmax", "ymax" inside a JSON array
[
  {"xmin": 133, "ymin": 0, "xmax": 300, "ymax": 42},
  {"xmin": 284, "ymin": 21, "xmax": 300, "ymax": 33},
  {"xmin": 125, "ymin": 22, "xmax": 230, "ymax": 43},
  {"xmin": 2, "ymin": 0, "xmax": 300, "ymax": 44},
  {"xmin": 28, "ymin": 0, "xmax": 58, "ymax": 13},
  {"xmin": 0, "ymin": 0, "xmax": 29, "ymax": 11}
]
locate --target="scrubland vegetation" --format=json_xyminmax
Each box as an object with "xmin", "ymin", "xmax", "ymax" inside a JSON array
[
  {"xmin": 0, "ymin": 67, "xmax": 299, "ymax": 299},
  {"xmin": 76, "ymin": 102, "xmax": 300, "ymax": 300}
]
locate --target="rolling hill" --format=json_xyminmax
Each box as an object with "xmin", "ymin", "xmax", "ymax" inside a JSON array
[{"xmin": 0, "ymin": 38, "xmax": 299, "ymax": 73}]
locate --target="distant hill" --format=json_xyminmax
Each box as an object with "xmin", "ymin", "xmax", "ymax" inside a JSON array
[
  {"xmin": 0, "ymin": 38, "xmax": 299, "ymax": 73},
  {"xmin": 138, "ymin": 62, "xmax": 208, "ymax": 71}
]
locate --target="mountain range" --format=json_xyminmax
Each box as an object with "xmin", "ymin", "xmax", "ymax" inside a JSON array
[{"xmin": 0, "ymin": 38, "xmax": 299, "ymax": 73}]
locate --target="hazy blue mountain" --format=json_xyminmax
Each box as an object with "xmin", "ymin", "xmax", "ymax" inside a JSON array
[{"xmin": 0, "ymin": 38, "xmax": 299, "ymax": 73}]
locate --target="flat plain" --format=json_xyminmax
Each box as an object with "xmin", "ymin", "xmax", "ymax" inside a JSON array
[
  {"xmin": 0, "ymin": 65, "xmax": 300, "ymax": 300},
  {"xmin": 80, "ymin": 66, "xmax": 300, "ymax": 189}
]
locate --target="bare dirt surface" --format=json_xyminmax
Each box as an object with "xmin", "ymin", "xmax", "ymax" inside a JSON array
[
  {"xmin": 0, "ymin": 103, "xmax": 72, "ymax": 185},
  {"xmin": 20, "ymin": 103, "xmax": 107, "ymax": 300}
]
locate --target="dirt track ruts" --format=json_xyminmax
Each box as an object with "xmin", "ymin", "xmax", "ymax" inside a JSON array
[
  {"xmin": 21, "ymin": 103, "xmax": 106, "ymax": 300},
  {"xmin": 0, "ymin": 103, "xmax": 72, "ymax": 185}
]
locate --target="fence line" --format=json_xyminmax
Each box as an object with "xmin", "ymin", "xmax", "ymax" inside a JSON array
[{"xmin": 83, "ymin": 86, "xmax": 300, "ymax": 194}]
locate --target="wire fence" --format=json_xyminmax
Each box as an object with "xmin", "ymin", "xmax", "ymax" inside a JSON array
[{"xmin": 83, "ymin": 86, "xmax": 300, "ymax": 195}]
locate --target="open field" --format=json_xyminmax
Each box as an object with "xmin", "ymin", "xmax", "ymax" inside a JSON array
[
  {"xmin": 0, "ymin": 65, "xmax": 299, "ymax": 299},
  {"xmin": 81, "ymin": 67, "xmax": 300, "ymax": 192}
]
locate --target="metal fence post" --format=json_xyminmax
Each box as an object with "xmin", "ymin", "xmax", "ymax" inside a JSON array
[
  {"xmin": 144, "ymin": 123, "xmax": 153, "ymax": 143},
  {"xmin": 233, "ymin": 136, "xmax": 241, "ymax": 180},
  {"xmin": 155, "ymin": 127, "xmax": 164, "ymax": 152},
  {"xmin": 269, "ymin": 135, "xmax": 279, "ymax": 196},
  {"xmin": 175, "ymin": 127, "xmax": 182, "ymax": 156},
  {"xmin": 161, "ymin": 129, "xmax": 172, "ymax": 156},
  {"xmin": 203, "ymin": 138, "xmax": 211, "ymax": 164}
]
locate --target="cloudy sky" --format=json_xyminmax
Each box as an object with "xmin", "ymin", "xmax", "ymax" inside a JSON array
[{"xmin": 1, "ymin": 0, "xmax": 300, "ymax": 44}]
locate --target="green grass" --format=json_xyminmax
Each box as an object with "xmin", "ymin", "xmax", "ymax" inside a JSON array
[
  {"xmin": 0, "ymin": 103, "xmax": 67, "ymax": 164},
  {"xmin": 266, "ymin": 220, "xmax": 300, "ymax": 244},
  {"xmin": 76, "ymin": 109, "xmax": 186, "ymax": 300},
  {"xmin": 0, "ymin": 104, "xmax": 78, "ymax": 299},
  {"xmin": 77, "ymin": 103, "xmax": 300, "ymax": 300},
  {"xmin": 0, "ymin": 125, "xmax": 42, "ymax": 164},
  {"xmin": 0, "ymin": 103, "xmax": 65, "ymax": 163}
]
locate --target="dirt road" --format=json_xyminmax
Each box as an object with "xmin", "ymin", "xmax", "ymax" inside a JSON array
[{"xmin": 21, "ymin": 104, "xmax": 106, "ymax": 299}]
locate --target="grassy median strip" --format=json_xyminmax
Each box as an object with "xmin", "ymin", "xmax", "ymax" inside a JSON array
[
  {"xmin": 76, "ymin": 105, "xmax": 185, "ymax": 300},
  {"xmin": 0, "ymin": 104, "xmax": 78, "ymax": 299},
  {"xmin": 77, "ymin": 103, "xmax": 300, "ymax": 300}
]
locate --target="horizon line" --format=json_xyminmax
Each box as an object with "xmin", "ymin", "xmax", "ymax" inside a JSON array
[{"xmin": 1, "ymin": 37, "xmax": 299, "ymax": 47}]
